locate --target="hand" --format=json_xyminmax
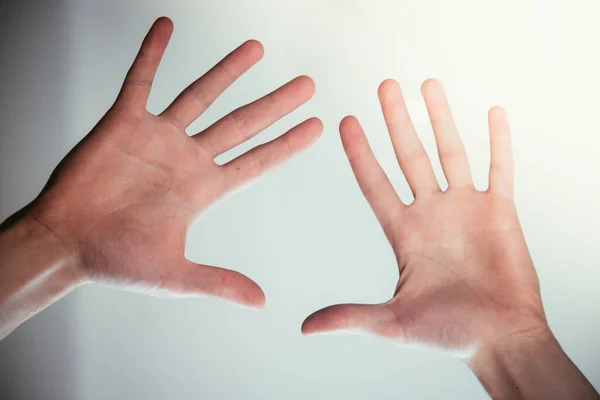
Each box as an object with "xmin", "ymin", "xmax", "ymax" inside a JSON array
[
  {"xmin": 302, "ymin": 79, "xmax": 546, "ymax": 356},
  {"xmin": 25, "ymin": 17, "xmax": 322, "ymax": 308}
]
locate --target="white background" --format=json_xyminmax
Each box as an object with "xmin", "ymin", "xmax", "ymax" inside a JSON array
[{"xmin": 1, "ymin": 0, "xmax": 599, "ymax": 399}]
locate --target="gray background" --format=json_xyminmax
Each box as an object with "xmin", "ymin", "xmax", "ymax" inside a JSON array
[{"xmin": 1, "ymin": 0, "xmax": 599, "ymax": 399}]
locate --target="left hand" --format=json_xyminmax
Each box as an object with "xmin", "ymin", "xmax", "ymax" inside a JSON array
[{"xmin": 26, "ymin": 17, "xmax": 322, "ymax": 308}]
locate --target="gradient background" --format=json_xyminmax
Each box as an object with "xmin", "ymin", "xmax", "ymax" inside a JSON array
[{"xmin": 1, "ymin": 0, "xmax": 599, "ymax": 399}]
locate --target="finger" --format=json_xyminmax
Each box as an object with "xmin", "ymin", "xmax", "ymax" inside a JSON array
[
  {"xmin": 302, "ymin": 303, "xmax": 397, "ymax": 336},
  {"xmin": 163, "ymin": 261, "xmax": 266, "ymax": 309},
  {"xmin": 195, "ymin": 75, "xmax": 315, "ymax": 156},
  {"xmin": 378, "ymin": 79, "xmax": 440, "ymax": 196},
  {"xmin": 421, "ymin": 79, "xmax": 473, "ymax": 189},
  {"xmin": 161, "ymin": 40, "xmax": 264, "ymax": 128},
  {"xmin": 487, "ymin": 106, "xmax": 514, "ymax": 199},
  {"xmin": 115, "ymin": 17, "xmax": 173, "ymax": 109},
  {"xmin": 222, "ymin": 117, "xmax": 322, "ymax": 191},
  {"xmin": 340, "ymin": 116, "xmax": 403, "ymax": 238}
]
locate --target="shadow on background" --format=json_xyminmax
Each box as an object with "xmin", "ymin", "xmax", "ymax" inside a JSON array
[{"xmin": 0, "ymin": 1, "xmax": 78, "ymax": 399}]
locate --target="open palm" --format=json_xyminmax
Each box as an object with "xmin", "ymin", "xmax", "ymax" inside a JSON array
[
  {"xmin": 302, "ymin": 79, "xmax": 546, "ymax": 356},
  {"xmin": 29, "ymin": 17, "xmax": 322, "ymax": 308}
]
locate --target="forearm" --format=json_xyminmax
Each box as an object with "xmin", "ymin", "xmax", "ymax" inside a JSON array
[
  {"xmin": 469, "ymin": 328, "xmax": 599, "ymax": 400},
  {"xmin": 0, "ymin": 211, "xmax": 84, "ymax": 339}
]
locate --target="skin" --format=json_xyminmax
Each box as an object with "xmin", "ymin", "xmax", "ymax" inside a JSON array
[
  {"xmin": 0, "ymin": 17, "xmax": 322, "ymax": 339},
  {"xmin": 302, "ymin": 79, "xmax": 599, "ymax": 399},
  {"xmin": 0, "ymin": 16, "xmax": 596, "ymax": 399}
]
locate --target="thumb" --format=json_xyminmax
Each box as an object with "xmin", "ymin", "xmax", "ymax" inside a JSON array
[
  {"xmin": 162, "ymin": 260, "xmax": 266, "ymax": 309},
  {"xmin": 302, "ymin": 303, "xmax": 397, "ymax": 336}
]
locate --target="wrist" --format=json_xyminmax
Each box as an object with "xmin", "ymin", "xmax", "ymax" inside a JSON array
[
  {"xmin": 0, "ymin": 209, "xmax": 85, "ymax": 289},
  {"xmin": 0, "ymin": 210, "xmax": 86, "ymax": 338},
  {"xmin": 2, "ymin": 208, "xmax": 76, "ymax": 262},
  {"xmin": 468, "ymin": 324, "xmax": 600, "ymax": 400},
  {"xmin": 468, "ymin": 325, "xmax": 556, "ymax": 399},
  {"xmin": 470, "ymin": 323, "xmax": 555, "ymax": 370}
]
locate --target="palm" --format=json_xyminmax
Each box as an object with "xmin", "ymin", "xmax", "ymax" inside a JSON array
[
  {"xmin": 30, "ymin": 18, "xmax": 322, "ymax": 308},
  {"xmin": 303, "ymin": 79, "xmax": 546, "ymax": 357},
  {"xmin": 73, "ymin": 112, "xmax": 228, "ymax": 297},
  {"xmin": 387, "ymin": 191, "xmax": 541, "ymax": 351}
]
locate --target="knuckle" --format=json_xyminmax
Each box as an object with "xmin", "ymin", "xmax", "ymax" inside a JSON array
[
  {"xmin": 438, "ymin": 148, "xmax": 467, "ymax": 161},
  {"xmin": 229, "ymin": 108, "xmax": 250, "ymax": 139},
  {"xmin": 361, "ymin": 176, "xmax": 388, "ymax": 197},
  {"xmin": 247, "ymin": 151, "xmax": 264, "ymax": 176},
  {"xmin": 401, "ymin": 148, "xmax": 429, "ymax": 165}
]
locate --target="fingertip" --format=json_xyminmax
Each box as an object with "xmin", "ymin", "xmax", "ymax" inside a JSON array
[
  {"xmin": 301, "ymin": 313, "xmax": 320, "ymax": 335},
  {"xmin": 339, "ymin": 115, "xmax": 359, "ymax": 132},
  {"xmin": 243, "ymin": 39, "xmax": 265, "ymax": 61},
  {"xmin": 421, "ymin": 78, "xmax": 442, "ymax": 95},
  {"xmin": 242, "ymin": 278, "xmax": 266, "ymax": 309},
  {"xmin": 488, "ymin": 107, "xmax": 510, "ymax": 136},
  {"xmin": 301, "ymin": 323, "xmax": 313, "ymax": 336},
  {"xmin": 301, "ymin": 305, "xmax": 348, "ymax": 335},
  {"xmin": 308, "ymin": 116, "xmax": 324, "ymax": 134},
  {"xmin": 154, "ymin": 16, "xmax": 174, "ymax": 35},
  {"xmin": 339, "ymin": 117, "xmax": 365, "ymax": 155},
  {"xmin": 378, "ymin": 78, "xmax": 400, "ymax": 100},
  {"xmin": 247, "ymin": 287, "xmax": 266, "ymax": 310},
  {"xmin": 213, "ymin": 267, "xmax": 266, "ymax": 310},
  {"xmin": 155, "ymin": 16, "xmax": 173, "ymax": 26},
  {"xmin": 489, "ymin": 105, "xmax": 507, "ymax": 120},
  {"xmin": 285, "ymin": 117, "xmax": 323, "ymax": 151},
  {"xmin": 296, "ymin": 75, "xmax": 316, "ymax": 97}
]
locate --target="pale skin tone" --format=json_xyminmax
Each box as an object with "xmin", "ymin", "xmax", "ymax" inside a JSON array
[
  {"xmin": 302, "ymin": 79, "xmax": 599, "ymax": 399},
  {"xmin": 0, "ymin": 16, "xmax": 597, "ymax": 400},
  {"xmin": 0, "ymin": 17, "xmax": 322, "ymax": 338}
]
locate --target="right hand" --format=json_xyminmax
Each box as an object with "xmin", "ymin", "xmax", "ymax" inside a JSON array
[{"xmin": 302, "ymin": 79, "xmax": 548, "ymax": 357}]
